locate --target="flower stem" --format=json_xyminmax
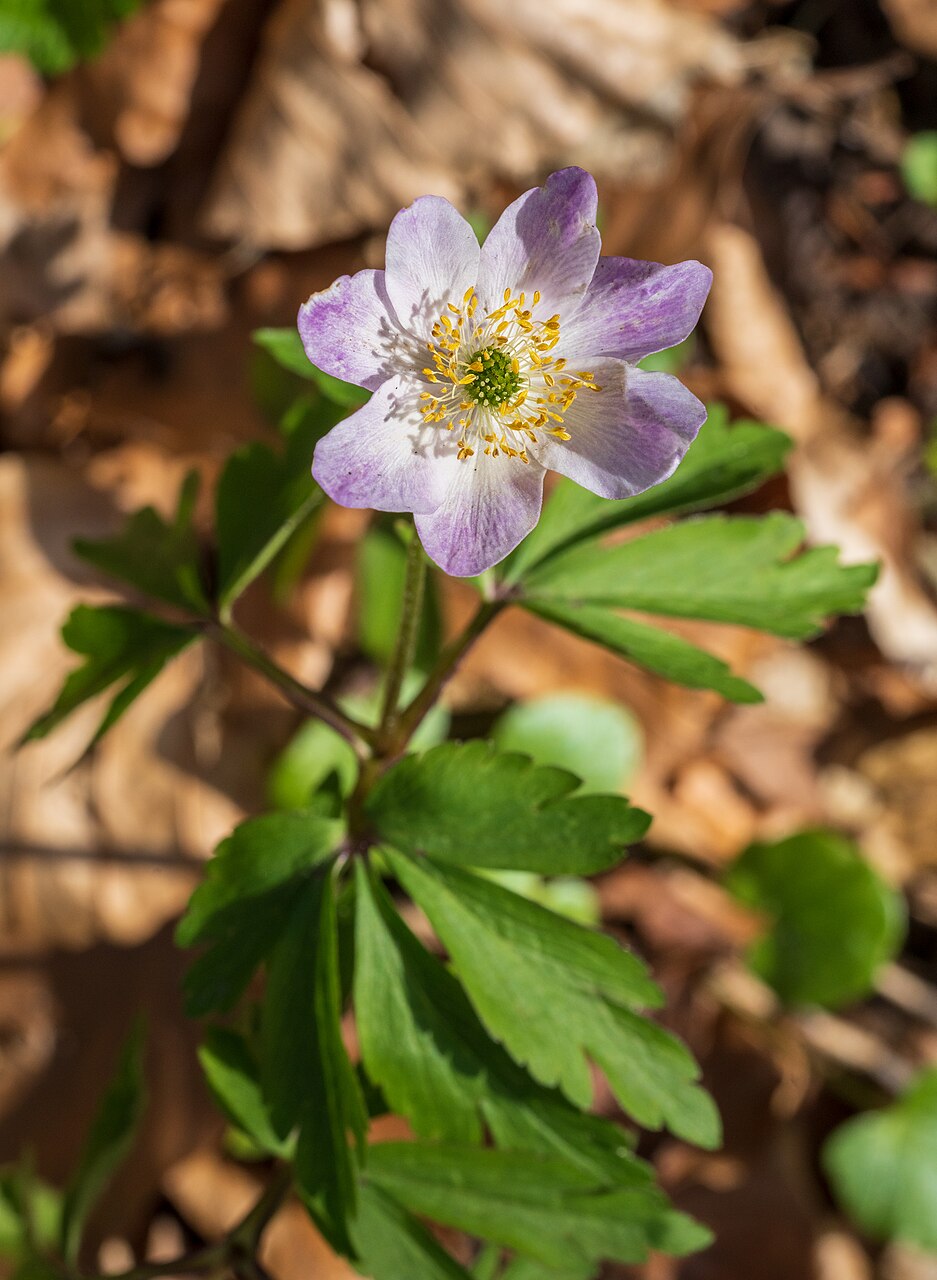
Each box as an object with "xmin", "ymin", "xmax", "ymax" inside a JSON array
[
  {"xmin": 391, "ymin": 599, "xmax": 503, "ymax": 751},
  {"xmin": 208, "ymin": 621, "xmax": 375, "ymax": 756},
  {"xmin": 377, "ymin": 528, "xmax": 427, "ymax": 742}
]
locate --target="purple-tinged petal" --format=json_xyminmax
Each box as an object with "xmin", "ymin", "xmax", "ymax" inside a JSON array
[
  {"xmin": 416, "ymin": 455, "xmax": 546, "ymax": 577},
  {"xmin": 313, "ymin": 375, "xmax": 459, "ymax": 515},
  {"xmin": 560, "ymin": 257, "xmax": 713, "ymax": 365},
  {"xmin": 298, "ymin": 269, "xmax": 411, "ymax": 391},
  {"xmin": 534, "ymin": 361, "xmax": 706, "ymax": 500},
  {"xmin": 384, "ymin": 196, "xmax": 480, "ymax": 339},
  {"xmin": 476, "ymin": 168, "xmax": 600, "ymax": 319}
]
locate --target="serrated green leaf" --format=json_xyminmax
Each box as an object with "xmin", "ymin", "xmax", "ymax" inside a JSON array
[
  {"xmin": 74, "ymin": 470, "xmax": 207, "ymax": 613},
  {"xmin": 252, "ymin": 328, "xmax": 369, "ymax": 407},
  {"xmin": 525, "ymin": 602, "xmax": 762, "ymax": 703},
  {"xmin": 351, "ymin": 1184, "xmax": 473, "ymax": 1280},
  {"xmin": 197, "ymin": 1028, "xmax": 289, "ymax": 1158},
  {"xmin": 387, "ymin": 853, "xmax": 718, "ymax": 1146},
  {"xmin": 726, "ymin": 830, "xmax": 905, "ymax": 1008},
  {"xmin": 22, "ymin": 605, "xmax": 196, "ymax": 745},
  {"xmin": 261, "ymin": 868, "xmax": 365, "ymax": 1254},
  {"xmin": 366, "ymin": 742, "xmax": 649, "ymax": 876},
  {"xmin": 60, "ymin": 1021, "xmax": 145, "ymax": 1263},
  {"xmin": 504, "ymin": 406, "xmax": 791, "ymax": 581},
  {"xmin": 524, "ymin": 513, "xmax": 877, "ymax": 640},
  {"xmin": 823, "ymin": 1069, "xmax": 937, "ymax": 1250},
  {"xmin": 354, "ymin": 864, "xmax": 645, "ymax": 1180},
  {"xmin": 357, "ymin": 521, "xmax": 442, "ymax": 671},
  {"xmin": 176, "ymin": 811, "xmax": 341, "ymax": 1016},
  {"xmin": 366, "ymin": 1144, "xmax": 712, "ymax": 1269},
  {"xmin": 492, "ymin": 694, "xmax": 642, "ymax": 793},
  {"xmin": 215, "ymin": 419, "xmax": 326, "ymax": 615},
  {"xmin": 0, "ymin": 0, "xmax": 144, "ymax": 74}
]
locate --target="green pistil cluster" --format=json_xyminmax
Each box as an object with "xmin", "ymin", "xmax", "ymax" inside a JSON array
[{"xmin": 464, "ymin": 347, "xmax": 521, "ymax": 408}]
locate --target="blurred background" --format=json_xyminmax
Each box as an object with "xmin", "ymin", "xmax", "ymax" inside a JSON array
[{"xmin": 2, "ymin": 0, "xmax": 937, "ymax": 1277}]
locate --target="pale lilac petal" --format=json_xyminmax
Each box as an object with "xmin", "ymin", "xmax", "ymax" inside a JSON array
[
  {"xmin": 416, "ymin": 455, "xmax": 546, "ymax": 577},
  {"xmin": 476, "ymin": 168, "xmax": 600, "ymax": 318},
  {"xmin": 560, "ymin": 257, "xmax": 713, "ymax": 365},
  {"xmin": 384, "ymin": 196, "xmax": 480, "ymax": 339},
  {"xmin": 298, "ymin": 269, "xmax": 411, "ymax": 391},
  {"xmin": 313, "ymin": 375, "xmax": 459, "ymax": 514},
  {"xmin": 534, "ymin": 361, "xmax": 706, "ymax": 500}
]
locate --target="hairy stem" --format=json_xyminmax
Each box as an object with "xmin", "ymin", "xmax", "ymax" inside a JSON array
[
  {"xmin": 208, "ymin": 621, "xmax": 375, "ymax": 756},
  {"xmin": 378, "ymin": 529, "xmax": 427, "ymax": 742},
  {"xmin": 391, "ymin": 599, "xmax": 503, "ymax": 752}
]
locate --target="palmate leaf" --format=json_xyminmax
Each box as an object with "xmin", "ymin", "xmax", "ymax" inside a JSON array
[
  {"xmin": 523, "ymin": 513, "xmax": 876, "ymax": 641},
  {"xmin": 365, "ymin": 742, "xmax": 650, "ymax": 876},
  {"xmin": 525, "ymin": 602, "xmax": 762, "ymax": 704},
  {"xmin": 0, "ymin": 0, "xmax": 144, "ymax": 74},
  {"xmin": 176, "ymin": 811, "xmax": 341, "ymax": 1016},
  {"xmin": 352, "ymin": 1184, "xmax": 473, "ymax": 1280},
  {"xmin": 74, "ymin": 470, "xmax": 208, "ymax": 613},
  {"xmin": 22, "ymin": 605, "xmax": 196, "ymax": 745},
  {"xmin": 386, "ymin": 853, "xmax": 719, "ymax": 1147},
  {"xmin": 823, "ymin": 1068, "xmax": 937, "ymax": 1252},
  {"xmin": 503, "ymin": 405, "xmax": 791, "ymax": 581},
  {"xmin": 260, "ymin": 869, "xmax": 366, "ymax": 1255},
  {"xmin": 253, "ymin": 328, "xmax": 370, "ymax": 408},
  {"xmin": 726, "ymin": 830, "xmax": 905, "ymax": 1009},
  {"xmin": 215, "ymin": 415, "xmax": 326, "ymax": 616},
  {"xmin": 365, "ymin": 1144, "xmax": 711, "ymax": 1270},
  {"xmin": 60, "ymin": 1021, "xmax": 146, "ymax": 1264},
  {"xmin": 355, "ymin": 864, "xmax": 647, "ymax": 1181},
  {"xmin": 197, "ymin": 1028, "xmax": 290, "ymax": 1158}
]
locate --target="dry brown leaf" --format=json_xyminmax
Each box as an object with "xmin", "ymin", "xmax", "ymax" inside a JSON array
[
  {"xmin": 203, "ymin": 0, "xmax": 746, "ymax": 250},
  {"xmin": 705, "ymin": 222, "xmax": 937, "ymax": 680},
  {"xmin": 880, "ymin": 0, "xmax": 937, "ymax": 59}
]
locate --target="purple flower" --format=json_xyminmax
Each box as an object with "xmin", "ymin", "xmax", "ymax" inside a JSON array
[{"xmin": 298, "ymin": 168, "xmax": 711, "ymax": 577}]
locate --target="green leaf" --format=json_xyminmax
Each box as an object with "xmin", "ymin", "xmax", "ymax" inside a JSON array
[
  {"xmin": 901, "ymin": 132, "xmax": 937, "ymax": 207},
  {"xmin": 176, "ymin": 810, "xmax": 341, "ymax": 1016},
  {"xmin": 525, "ymin": 602, "xmax": 762, "ymax": 703},
  {"xmin": 60, "ymin": 1021, "xmax": 146, "ymax": 1263},
  {"xmin": 492, "ymin": 694, "xmax": 642, "ymax": 793},
  {"xmin": 252, "ymin": 328, "xmax": 370, "ymax": 408},
  {"xmin": 504, "ymin": 405, "xmax": 791, "ymax": 580},
  {"xmin": 355, "ymin": 864, "xmax": 647, "ymax": 1179},
  {"xmin": 637, "ymin": 336, "xmax": 694, "ymax": 375},
  {"xmin": 0, "ymin": 0, "xmax": 144, "ymax": 74},
  {"xmin": 260, "ymin": 868, "xmax": 366, "ymax": 1254},
  {"xmin": 823, "ymin": 1068, "xmax": 937, "ymax": 1250},
  {"xmin": 357, "ymin": 521, "xmax": 442, "ymax": 671},
  {"xmin": 351, "ymin": 1184, "xmax": 473, "ymax": 1280},
  {"xmin": 524, "ymin": 513, "xmax": 877, "ymax": 640},
  {"xmin": 74, "ymin": 470, "xmax": 207, "ymax": 613},
  {"xmin": 215, "ymin": 415, "xmax": 326, "ymax": 615},
  {"xmin": 387, "ymin": 853, "xmax": 719, "ymax": 1147},
  {"xmin": 0, "ymin": 1168, "xmax": 61, "ymax": 1262},
  {"xmin": 197, "ymin": 1028, "xmax": 289, "ymax": 1158},
  {"xmin": 22, "ymin": 605, "xmax": 196, "ymax": 745},
  {"xmin": 366, "ymin": 741, "xmax": 650, "ymax": 876},
  {"xmin": 366, "ymin": 1144, "xmax": 712, "ymax": 1269},
  {"xmin": 725, "ymin": 830, "xmax": 905, "ymax": 1008}
]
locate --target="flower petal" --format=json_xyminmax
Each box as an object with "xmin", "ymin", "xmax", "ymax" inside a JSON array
[
  {"xmin": 384, "ymin": 196, "xmax": 480, "ymax": 338},
  {"xmin": 416, "ymin": 456, "xmax": 546, "ymax": 577},
  {"xmin": 313, "ymin": 375, "xmax": 459, "ymax": 514},
  {"xmin": 560, "ymin": 257, "xmax": 713, "ymax": 365},
  {"xmin": 476, "ymin": 168, "xmax": 600, "ymax": 318},
  {"xmin": 298, "ymin": 269, "xmax": 410, "ymax": 391},
  {"xmin": 535, "ymin": 361, "xmax": 706, "ymax": 500}
]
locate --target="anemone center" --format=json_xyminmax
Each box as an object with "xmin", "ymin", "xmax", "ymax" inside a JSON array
[{"xmin": 463, "ymin": 346, "xmax": 521, "ymax": 408}]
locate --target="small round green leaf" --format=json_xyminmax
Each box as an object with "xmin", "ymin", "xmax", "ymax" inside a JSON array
[
  {"xmin": 493, "ymin": 694, "xmax": 642, "ymax": 793},
  {"xmin": 901, "ymin": 132, "xmax": 937, "ymax": 207},
  {"xmin": 824, "ymin": 1069, "xmax": 937, "ymax": 1250},
  {"xmin": 726, "ymin": 830, "xmax": 905, "ymax": 1008}
]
